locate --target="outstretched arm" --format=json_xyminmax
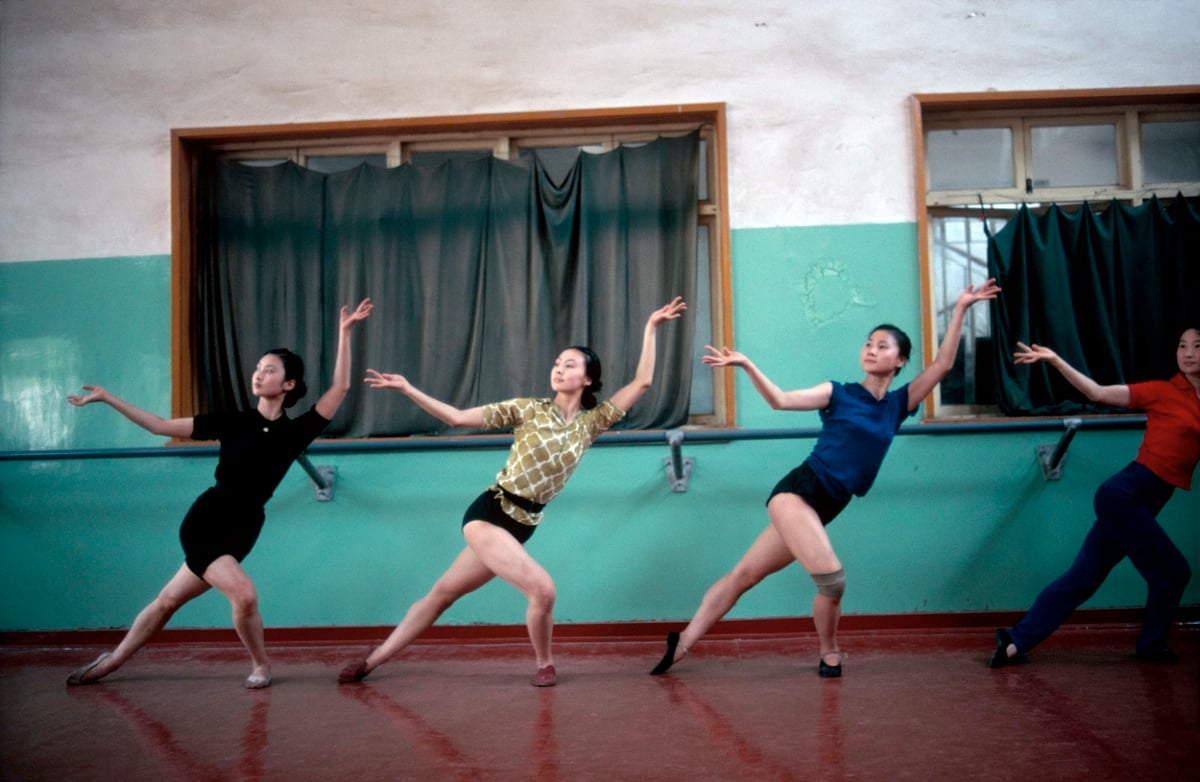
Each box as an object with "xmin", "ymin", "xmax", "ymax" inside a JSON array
[
  {"xmin": 703, "ymin": 346, "xmax": 832, "ymax": 411},
  {"xmin": 609, "ymin": 297, "xmax": 687, "ymax": 412},
  {"xmin": 1013, "ymin": 342, "xmax": 1131, "ymax": 408},
  {"xmin": 67, "ymin": 386, "xmax": 194, "ymax": 439},
  {"xmin": 906, "ymin": 278, "xmax": 1001, "ymax": 411},
  {"xmin": 315, "ymin": 298, "xmax": 374, "ymax": 420},
  {"xmin": 363, "ymin": 369, "xmax": 486, "ymax": 428}
]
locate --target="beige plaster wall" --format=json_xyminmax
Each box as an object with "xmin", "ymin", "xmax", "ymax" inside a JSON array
[{"xmin": 1, "ymin": 0, "xmax": 1197, "ymax": 262}]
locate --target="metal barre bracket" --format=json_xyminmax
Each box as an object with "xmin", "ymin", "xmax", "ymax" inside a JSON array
[
  {"xmin": 663, "ymin": 430, "xmax": 694, "ymax": 493},
  {"xmin": 296, "ymin": 452, "xmax": 336, "ymax": 501},
  {"xmin": 1037, "ymin": 418, "xmax": 1082, "ymax": 481}
]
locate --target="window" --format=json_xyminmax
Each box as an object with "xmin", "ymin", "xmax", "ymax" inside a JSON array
[
  {"xmin": 913, "ymin": 87, "xmax": 1200, "ymax": 418},
  {"xmin": 170, "ymin": 105, "xmax": 732, "ymax": 429}
]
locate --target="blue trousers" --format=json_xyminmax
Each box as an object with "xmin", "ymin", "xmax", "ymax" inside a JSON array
[{"xmin": 1009, "ymin": 462, "xmax": 1192, "ymax": 656}]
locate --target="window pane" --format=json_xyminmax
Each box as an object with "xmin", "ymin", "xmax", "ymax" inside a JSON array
[
  {"xmin": 1142, "ymin": 120, "xmax": 1200, "ymax": 183},
  {"xmin": 930, "ymin": 213, "xmax": 1004, "ymax": 406},
  {"xmin": 926, "ymin": 128, "xmax": 1013, "ymax": 190},
  {"xmin": 305, "ymin": 154, "xmax": 387, "ymax": 173},
  {"xmin": 1030, "ymin": 125, "xmax": 1117, "ymax": 188},
  {"xmin": 237, "ymin": 158, "xmax": 290, "ymax": 168},
  {"xmin": 409, "ymin": 149, "xmax": 492, "ymax": 167}
]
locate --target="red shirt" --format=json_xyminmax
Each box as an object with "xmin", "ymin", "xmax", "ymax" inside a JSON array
[{"xmin": 1128, "ymin": 374, "xmax": 1200, "ymax": 490}]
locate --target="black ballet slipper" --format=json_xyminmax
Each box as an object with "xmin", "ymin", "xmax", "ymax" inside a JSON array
[
  {"xmin": 989, "ymin": 628, "xmax": 1025, "ymax": 668},
  {"xmin": 818, "ymin": 651, "xmax": 842, "ymax": 678},
  {"xmin": 650, "ymin": 631, "xmax": 681, "ymax": 675},
  {"xmin": 1135, "ymin": 647, "xmax": 1179, "ymax": 664}
]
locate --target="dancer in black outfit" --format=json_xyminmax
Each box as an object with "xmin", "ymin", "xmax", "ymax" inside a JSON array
[{"xmin": 65, "ymin": 298, "xmax": 372, "ymax": 689}]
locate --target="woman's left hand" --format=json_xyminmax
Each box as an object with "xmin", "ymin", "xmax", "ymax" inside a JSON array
[
  {"xmin": 957, "ymin": 279, "xmax": 1001, "ymax": 309},
  {"xmin": 648, "ymin": 296, "xmax": 687, "ymax": 328},
  {"xmin": 341, "ymin": 298, "xmax": 374, "ymax": 330}
]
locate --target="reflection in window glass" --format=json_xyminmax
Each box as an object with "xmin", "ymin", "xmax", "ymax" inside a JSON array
[
  {"xmin": 1030, "ymin": 125, "xmax": 1117, "ymax": 188},
  {"xmin": 408, "ymin": 149, "xmax": 492, "ymax": 168},
  {"xmin": 237, "ymin": 158, "xmax": 290, "ymax": 168},
  {"xmin": 305, "ymin": 154, "xmax": 387, "ymax": 173},
  {"xmin": 1143, "ymin": 120, "xmax": 1200, "ymax": 183},
  {"xmin": 926, "ymin": 128, "xmax": 1013, "ymax": 190}
]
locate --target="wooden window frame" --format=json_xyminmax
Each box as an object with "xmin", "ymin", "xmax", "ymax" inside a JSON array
[
  {"xmin": 170, "ymin": 103, "xmax": 733, "ymax": 426},
  {"xmin": 912, "ymin": 85, "xmax": 1200, "ymax": 419}
]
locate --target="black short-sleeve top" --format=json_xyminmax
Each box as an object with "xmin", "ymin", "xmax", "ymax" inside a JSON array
[{"xmin": 191, "ymin": 406, "xmax": 330, "ymax": 506}]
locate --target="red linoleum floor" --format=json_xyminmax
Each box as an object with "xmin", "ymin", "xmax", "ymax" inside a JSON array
[{"xmin": 2, "ymin": 626, "xmax": 1197, "ymax": 781}]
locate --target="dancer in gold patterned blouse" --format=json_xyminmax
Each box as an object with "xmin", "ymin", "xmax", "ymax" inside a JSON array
[{"xmin": 339, "ymin": 297, "xmax": 686, "ymax": 687}]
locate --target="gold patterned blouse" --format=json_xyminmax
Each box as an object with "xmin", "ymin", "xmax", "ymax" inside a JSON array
[{"xmin": 481, "ymin": 397, "xmax": 625, "ymax": 525}]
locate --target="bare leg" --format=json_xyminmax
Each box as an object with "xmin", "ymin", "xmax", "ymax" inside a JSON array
[
  {"xmin": 766, "ymin": 493, "xmax": 843, "ymax": 665},
  {"xmin": 462, "ymin": 521, "xmax": 557, "ymax": 669},
  {"xmin": 812, "ymin": 594, "xmax": 842, "ymax": 664},
  {"xmin": 362, "ymin": 546, "xmax": 496, "ymax": 673},
  {"xmin": 70, "ymin": 563, "xmax": 210, "ymax": 683},
  {"xmin": 202, "ymin": 555, "xmax": 271, "ymax": 685},
  {"xmin": 674, "ymin": 524, "xmax": 796, "ymax": 661}
]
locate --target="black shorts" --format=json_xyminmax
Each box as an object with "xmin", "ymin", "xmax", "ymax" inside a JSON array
[
  {"xmin": 766, "ymin": 461, "xmax": 849, "ymax": 526},
  {"xmin": 462, "ymin": 488, "xmax": 537, "ymax": 544},
  {"xmin": 179, "ymin": 487, "xmax": 265, "ymax": 578}
]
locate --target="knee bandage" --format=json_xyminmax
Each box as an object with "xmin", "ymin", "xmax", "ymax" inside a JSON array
[{"xmin": 812, "ymin": 569, "xmax": 846, "ymax": 599}]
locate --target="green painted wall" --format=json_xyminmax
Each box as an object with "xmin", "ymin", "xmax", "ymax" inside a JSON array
[{"xmin": 1, "ymin": 231, "xmax": 1196, "ymax": 632}]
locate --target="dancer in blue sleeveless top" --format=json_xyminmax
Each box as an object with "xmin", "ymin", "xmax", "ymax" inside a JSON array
[{"xmin": 651, "ymin": 280, "xmax": 998, "ymax": 678}]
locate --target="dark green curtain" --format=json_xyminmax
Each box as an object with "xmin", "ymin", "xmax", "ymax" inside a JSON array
[
  {"xmin": 987, "ymin": 195, "xmax": 1200, "ymax": 415},
  {"xmin": 195, "ymin": 133, "xmax": 698, "ymax": 436}
]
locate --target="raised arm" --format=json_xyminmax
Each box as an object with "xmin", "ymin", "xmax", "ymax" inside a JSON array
[
  {"xmin": 1013, "ymin": 342, "xmax": 1132, "ymax": 408},
  {"xmin": 67, "ymin": 386, "xmax": 194, "ymax": 439},
  {"xmin": 906, "ymin": 278, "xmax": 1001, "ymax": 411},
  {"xmin": 609, "ymin": 297, "xmax": 687, "ymax": 412},
  {"xmin": 363, "ymin": 369, "xmax": 486, "ymax": 428},
  {"xmin": 314, "ymin": 298, "xmax": 374, "ymax": 420},
  {"xmin": 702, "ymin": 346, "xmax": 833, "ymax": 411}
]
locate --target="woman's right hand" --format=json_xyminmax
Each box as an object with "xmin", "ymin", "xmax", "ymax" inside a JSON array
[
  {"xmin": 363, "ymin": 369, "xmax": 410, "ymax": 393},
  {"xmin": 67, "ymin": 385, "xmax": 109, "ymax": 407},
  {"xmin": 1013, "ymin": 342, "xmax": 1059, "ymax": 366}
]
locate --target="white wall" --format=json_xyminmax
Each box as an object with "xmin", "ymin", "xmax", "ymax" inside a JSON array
[{"xmin": 1, "ymin": 0, "xmax": 1197, "ymax": 262}]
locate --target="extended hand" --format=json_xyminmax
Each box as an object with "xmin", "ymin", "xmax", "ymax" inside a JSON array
[
  {"xmin": 648, "ymin": 296, "xmax": 687, "ymax": 328},
  {"xmin": 1013, "ymin": 341, "xmax": 1059, "ymax": 365},
  {"xmin": 67, "ymin": 385, "xmax": 108, "ymax": 407},
  {"xmin": 702, "ymin": 345, "xmax": 747, "ymax": 368},
  {"xmin": 958, "ymin": 278, "xmax": 1001, "ymax": 309},
  {"xmin": 959, "ymin": 278, "xmax": 1002, "ymax": 308},
  {"xmin": 341, "ymin": 298, "xmax": 374, "ymax": 330},
  {"xmin": 363, "ymin": 368, "xmax": 409, "ymax": 392}
]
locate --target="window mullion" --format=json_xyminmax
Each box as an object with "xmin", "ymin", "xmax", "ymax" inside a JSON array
[{"xmin": 1125, "ymin": 109, "xmax": 1143, "ymax": 204}]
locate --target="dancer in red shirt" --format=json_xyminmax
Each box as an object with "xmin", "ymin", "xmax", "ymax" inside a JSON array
[{"xmin": 991, "ymin": 327, "xmax": 1200, "ymax": 667}]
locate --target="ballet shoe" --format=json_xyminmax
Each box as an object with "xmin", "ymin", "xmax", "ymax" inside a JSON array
[
  {"xmin": 989, "ymin": 628, "xmax": 1024, "ymax": 669},
  {"xmin": 1136, "ymin": 647, "xmax": 1179, "ymax": 664},
  {"xmin": 66, "ymin": 652, "xmax": 112, "ymax": 686},
  {"xmin": 338, "ymin": 659, "xmax": 370, "ymax": 685},
  {"xmin": 818, "ymin": 651, "xmax": 842, "ymax": 678},
  {"xmin": 650, "ymin": 631, "xmax": 681, "ymax": 675},
  {"xmin": 244, "ymin": 665, "xmax": 272, "ymax": 689},
  {"xmin": 531, "ymin": 665, "xmax": 557, "ymax": 687}
]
